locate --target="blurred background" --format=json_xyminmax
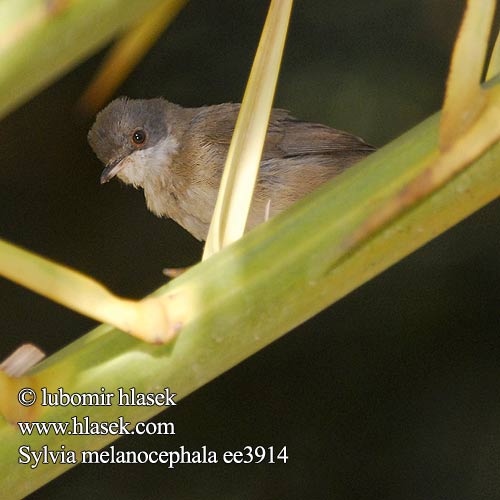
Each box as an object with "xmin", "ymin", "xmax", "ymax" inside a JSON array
[{"xmin": 1, "ymin": 0, "xmax": 500, "ymax": 498}]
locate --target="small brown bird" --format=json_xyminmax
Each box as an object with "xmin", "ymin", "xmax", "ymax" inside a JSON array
[{"xmin": 88, "ymin": 97, "xmax": 374, "ymax": 241}]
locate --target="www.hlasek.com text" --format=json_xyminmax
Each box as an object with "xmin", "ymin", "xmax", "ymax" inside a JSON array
[{"xmin": 18, "ymin": 416, "xmax": 175, "ymax": 436}]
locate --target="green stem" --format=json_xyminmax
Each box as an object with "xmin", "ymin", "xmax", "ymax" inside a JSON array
[
  {"xmin": 1, "ymin": 110, "xmax": 499, "ymax": 497},
  {"xmin": 0, "ymin": 0, "xmax": 166, "ymax": 119}
]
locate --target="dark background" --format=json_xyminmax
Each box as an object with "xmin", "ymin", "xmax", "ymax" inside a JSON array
[{"xmin": 1, "ymin": 1, "xmax": 500, "ymax": 498}]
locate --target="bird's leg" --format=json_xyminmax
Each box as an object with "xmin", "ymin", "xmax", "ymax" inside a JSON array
[{"xmin": 162, "ymin": 266, "xmax": 191, "ymax": 279}]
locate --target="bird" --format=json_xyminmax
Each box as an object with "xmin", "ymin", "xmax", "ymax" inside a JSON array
[{"xmin": 88, "ymin": 97, "xmax": 375, "ymax": 241}]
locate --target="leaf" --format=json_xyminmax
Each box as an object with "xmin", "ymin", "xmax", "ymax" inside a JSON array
[
  {"xmin": 0, "ymin": 0, "xmax": 166, "ymax": 119},
  {"xmin": 202, "ymin": 0, "xmax": 293, "ymax": 259},
  {"xmin": 79, "ymin": 0, "xmax": 187, "ymax": 114},
  {"xmin": 440, "ymin": 0, "xmax": 495, "ymax": 149},
  {"xmin": 0, "ymin": 239, "xmax": 182, "ymax": 343},
  {"xmin": 486, "ymin": 28, "xmax": 500, "ymax": 81}
]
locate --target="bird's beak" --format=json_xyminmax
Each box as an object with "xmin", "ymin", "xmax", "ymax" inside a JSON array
[{"xmin": 100, "ymin": 156, "xmax": 127, "ymax": 184}]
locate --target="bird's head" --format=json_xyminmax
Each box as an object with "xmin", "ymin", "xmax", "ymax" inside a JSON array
[{"xmin": 88, "ymin": 97, "xmax": 177, "ymax": 188}]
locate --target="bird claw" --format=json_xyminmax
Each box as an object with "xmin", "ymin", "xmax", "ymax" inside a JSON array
[{"xmin": 162, "ymin": 266, "xmax": 190, "ymax": 279}]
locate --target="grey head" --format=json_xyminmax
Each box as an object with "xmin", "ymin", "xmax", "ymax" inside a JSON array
[{"xmin": 88, "ymin": 97, "xmax": 175, "ymax": 187}]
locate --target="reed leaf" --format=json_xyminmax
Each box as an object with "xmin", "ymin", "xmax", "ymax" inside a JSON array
[
  {"xmin": 0, "ymin": 0, "xmax": 166, "ymax": 120},
  {"xmin": 203, "ymin": 0, "xmax": 293, "ymax": 258},
  {"xmin": 79, "ymin": 0, "xmax": 188, "ymax": 114}
]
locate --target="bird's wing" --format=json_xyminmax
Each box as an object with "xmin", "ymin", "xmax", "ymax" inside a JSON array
[
  {"xmin": 263, "ymin": 109, "xmax": 375, "ymax": 162},
  {"xmin": 190, "ymin": 103, "xmax": 374, "ymax": 161}
]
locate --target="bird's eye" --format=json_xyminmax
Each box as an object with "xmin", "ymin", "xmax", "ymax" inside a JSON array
[{"xmin": 131, "ymin": 129, "xmax": 146, "ymax": 146}]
